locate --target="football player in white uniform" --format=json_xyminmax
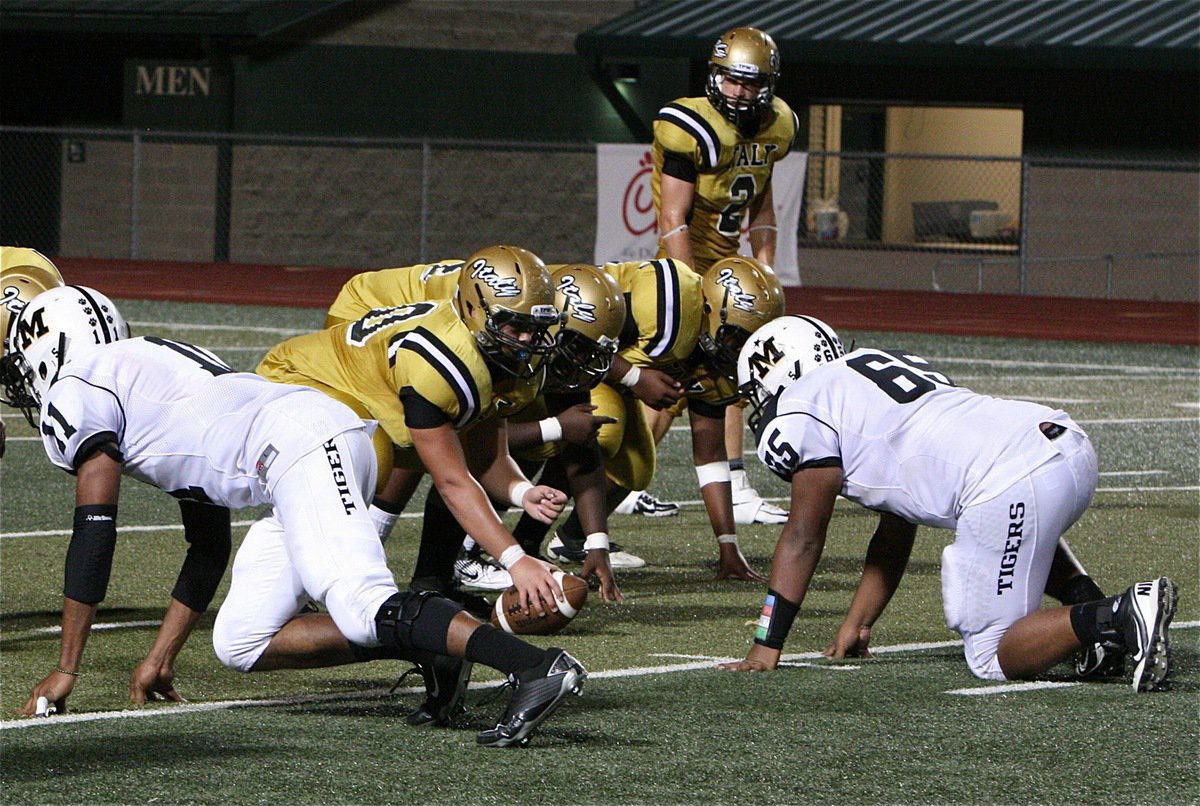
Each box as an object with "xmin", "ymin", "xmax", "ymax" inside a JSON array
[
  {"xmin": 10, "ymin": 286, "xmax": 586, "ymax": 745},
  {"xmin": 720, "ymin": 315, "xmax": 1177, "ymax": 691}
]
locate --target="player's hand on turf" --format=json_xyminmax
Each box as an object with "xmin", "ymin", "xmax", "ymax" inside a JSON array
[
  {"xmin": 718, "ymin": 644, "xmax": 780, "ymax": 672},
  {"xmin": 129, "ymin": 658, "xmax": 186, "ymax": 705},
  {"xmin": 632, "ymin": 368, "xmax": 683, "ymax": 410},
  {"xmin": 519, "ymin": 484, "xmax": 568, "ymax": 524},
  {"xmin": 581, "ymin": 549, "xmax": 625, "ymax": 603},
  {"xmin": 508, "ymin": 555, "xmax": 563, "ymax": 618},
  {"xmin": 556, "ymin": 404, "xmax": 617, "ymax": 445},
  {"xmin": 20, "ymin": 670, "xmax": 77, "ymax": 717},
  {"xmin": 714, "ymin": 542, "xmax": 768, "ymax": 583},
  {"xmin": 823, "ymin": 623, "xmax": 873, "ymax": 659}
]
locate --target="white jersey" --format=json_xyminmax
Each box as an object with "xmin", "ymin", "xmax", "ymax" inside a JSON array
[
  {"xmin": 38, "ymin": 337, "xmax": 365, "ymax": 509},
  {"xmin": 753, "ymin": 347, "xmax": 1077, "ymax": 528}
]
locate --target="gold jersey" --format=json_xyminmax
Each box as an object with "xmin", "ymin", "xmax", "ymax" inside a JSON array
[
  {"xmin": 601, "ymin": 258, "xmax": 703, "ymax": 371},
  {"xmin": 324, "ymin": 260, "xmax": 464, "ymax": 326},
  {"xmin": 259, "ymin": 301, "xmax": 514, "ymax": 451},
  {"xmin": 651, "ymin": 96, "xmax": 798, "ymax": 273}
]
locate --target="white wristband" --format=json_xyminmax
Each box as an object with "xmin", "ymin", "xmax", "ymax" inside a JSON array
[
  {"xmin": 538, "ymin": 417, "xmax": 563, "ymax": 444},
  {"xmin": 662, "ymin": 223, "xmax": 689, "ymax": 239},
  {"xmin": 619, "ymin": 365, "xmax": 642, "ymax": 388},
  {"xmin": 498, "ymin": 544, "xmax": 527, "ymax": 570},
  {"xmin": 695, "ymin": 460, "xmax": 732, "ymax": 487},
  {"xmin": 717, "ymin": 533, "xmax": 739, "ymax": 545},
  {"xmin": 509, "ymin": 480, "xmax": 534, "ymax": 508},
  {"xmin": 583, "ymin": 532, "xmax": 611, "ymax": 552}
]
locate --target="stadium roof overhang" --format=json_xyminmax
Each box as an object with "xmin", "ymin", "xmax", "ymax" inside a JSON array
[
  {"xmin": 0, "ymin": 0, "xmax": 353, "ymax": 39},
  {"xmin": 577, "ymin": 0, "xmax": 1199, "ymax": 72},
  {"xmin": 577, "ymin": 0, "xmax": 1200, "ymax": 138}
]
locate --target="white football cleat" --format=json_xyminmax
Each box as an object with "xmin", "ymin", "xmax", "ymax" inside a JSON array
[
  {"xmin": 614, "ymin": 490, "xmax": 679, "ymax": 518},
  {"xmin": 1120, "ymin": 576, "xmax": 1177, "ymax": 692},
  {"xmin": 731, "ymin": 469, "xmax": 788, "ymax": 524},
  {"xmin": 453, "ymin": 553, "xmax": 513, "ymax": 591}
]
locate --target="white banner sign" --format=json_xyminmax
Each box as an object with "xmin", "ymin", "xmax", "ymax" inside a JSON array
[{"xmin": 594, "ymin": 143, "xmax": 807, "ymax": 286}]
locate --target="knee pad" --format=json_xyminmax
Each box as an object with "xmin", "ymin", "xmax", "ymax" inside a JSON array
[{"xmin": 374, "ymin": 589, "xmax": 461, "ymax": 654}]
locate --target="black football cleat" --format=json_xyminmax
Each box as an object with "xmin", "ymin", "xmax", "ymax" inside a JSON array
[
  {"xmin": 1073, "ymin": 641, "xmax": 1126, "ymax": 680},
  {"xmin": 477, "ymin": 648, "xmax": 586, "ymax": 747},
  {"xmin": 406, "ymin": 652, "xmax": 473, "ymax": 727}
]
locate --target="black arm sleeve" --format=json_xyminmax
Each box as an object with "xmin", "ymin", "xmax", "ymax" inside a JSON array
[
  {"xmin": 400, "ymin": 388, "xmax": 453, "ymax": 429},
  {"xmin": 172, "ymin": 500, "xmax": 232, "ymax": 611},
  {"xmin": 64, "ymin": 504, "xmax": 118, "ymax": 604},
  {"xmin": 662, "ymin": 151, "xmax": 698, "ymax": 183}
]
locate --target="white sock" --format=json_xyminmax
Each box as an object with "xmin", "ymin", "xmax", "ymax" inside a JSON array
[{"xmin": 369, "ymin": 503, "xmax": 399, "ymax": 542}]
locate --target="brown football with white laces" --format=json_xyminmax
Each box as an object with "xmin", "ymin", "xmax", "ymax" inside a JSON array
[{"xmin": 490, "ymin": 570, "xmax": 587, "ymax": 635}]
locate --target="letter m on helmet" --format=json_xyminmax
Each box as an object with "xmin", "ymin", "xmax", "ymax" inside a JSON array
[
  {"xmin": 747, "ymin": 334, "xmax": 784, "ymax": 379},
  {"xmin": 14, "ymin": 306, "xmax": 48, "ymax": 351}
]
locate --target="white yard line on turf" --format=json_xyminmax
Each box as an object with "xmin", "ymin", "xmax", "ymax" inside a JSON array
[
  {"xmin": 5, "ymin": 626, "xmax": 1194, "ymax": 728},
  {"xmin": 4, "ymin": 479, "xmax": 1198, "ymax": 540},
  {"xmin": 946, "ymin": 681, "xmax": 1081, "ymax": 695}
]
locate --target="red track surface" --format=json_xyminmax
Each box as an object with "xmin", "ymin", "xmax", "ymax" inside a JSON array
[{"xmin": 61, "ymin": 257, "xmax": 1199, "ymax": 346}]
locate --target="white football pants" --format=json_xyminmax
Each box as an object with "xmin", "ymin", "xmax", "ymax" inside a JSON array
[
  {"xmin": 213, "ymin": 428, "xmax": 399, "ymax": 671},
  {"xmin": 941, "ymin": 425, "xmax": 1098, "ymax": 680}
]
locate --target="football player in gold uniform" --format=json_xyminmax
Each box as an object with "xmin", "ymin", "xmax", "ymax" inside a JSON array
[
  {"xmin": 320, "ymin": 254, "xmax": 631, "ymax": 602},
  {"xmin": 0, "ymin": 246, "xmax": 65, "ymax": 457},
  {"xmin": 548, "ymin": 256, "xmax": 784, "ymax": 581},
  {"xmin": 648, "ymin": 26, "xmax": 800, "ymax": 526},
  {"xmin": 258, "ymin": 245, "xmax": 570, "ymax": 620},
  {"xmin": 461, "ymin": 263, "xmax": 630, "ymax": 602}
]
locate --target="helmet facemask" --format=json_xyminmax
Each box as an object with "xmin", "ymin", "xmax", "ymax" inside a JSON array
[
  {"xmin": 705, "ymin": 26, "xmax": 780, "ymax": 133},
  {"xmin": 457, "ymin": 245, "xmax": 559, "ymax": 379},
  {"xmin": 736, "ymin": 315, "xmax": 845, "ymax": 433},
  {"xmin": 7, "ymin": 285, "xmax": 129, "ymax": 427},
  {"xmin": 546, "ymin": 328, "xmax": 618, "ymax": 393},
  {"xmin": 473, "ymin": 288, "xmax": 561, "ymax": 380},
  {"xmin": 699, "ymin": 284, "xmax": 753, "ymax": 387},
  {"xmin": 545, "ymin": 264, "xmax": 627, "ymax": 393},
  {"xmin": 706, "ymin": 67, "xmax": 775, "ymax": 132}
]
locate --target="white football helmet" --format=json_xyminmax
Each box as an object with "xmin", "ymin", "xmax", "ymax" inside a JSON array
[
  {"xmin": 8, "ymin": 285, "xmax": 128, "ymax": 426},
  {"xmin": 736, "ymin": 315, "xmax": 843, "ymax": 432}
]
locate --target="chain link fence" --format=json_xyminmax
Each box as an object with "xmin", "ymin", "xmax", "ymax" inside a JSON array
[{"xmin": 3, "ymin": 126, "xmax": 1196, "ymax": 301}]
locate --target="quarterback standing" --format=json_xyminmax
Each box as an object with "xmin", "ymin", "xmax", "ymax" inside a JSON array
[
  {"xmin": 649, "ymin": 25, "xmax": 800, "ymax": 526},
  {"xmin": 720, "ymin": 315, "xmax": 1176, "ymax": 691}
]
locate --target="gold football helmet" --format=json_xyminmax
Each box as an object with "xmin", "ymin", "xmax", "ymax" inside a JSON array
[
  {"xmin": 546, "ymin": 264, "xmax": 626, "ymax": 393},
  {"xmin": 699, "ymin": 256, "xmax": 785, "ymax": 385},
  {"xmin": 457, "ymin": 245, "xmax": 560, "ymax": 378},
  {"xmin": 706, "ymin": 26, "xmax": 780, "ymax": 131},
  {"xmin": 1, "ymin": 246, "xmax": 65, "ymax": 410}
]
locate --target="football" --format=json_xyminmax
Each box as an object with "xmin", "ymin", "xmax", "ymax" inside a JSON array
[{"xmin": 491, "ymin": 570, "xmax": 588, "ymax": 635}]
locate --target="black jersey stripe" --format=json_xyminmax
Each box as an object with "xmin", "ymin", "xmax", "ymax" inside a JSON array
[
  {"xmin": 656, "ymin": 103, "xmax": 720, "ymax": 171},
  {"xmin": 643, "ymin": 259, "xmax": 682, "ymax": 359},
  {"xmin": 396, "ymin": 328, "xmax": 480, "ymax": 427}
]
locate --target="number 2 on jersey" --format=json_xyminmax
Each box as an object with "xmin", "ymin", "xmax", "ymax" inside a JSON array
[{"xmin": 717, "ymin": 174, "xmax": 756, "ymax": 236}]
